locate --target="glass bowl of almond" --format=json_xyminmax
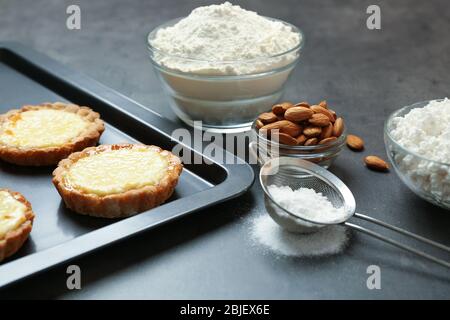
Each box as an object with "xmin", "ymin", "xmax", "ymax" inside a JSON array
[{"xmin": 250, "ymin": 100, "xmax": 347, "ymax": 168}]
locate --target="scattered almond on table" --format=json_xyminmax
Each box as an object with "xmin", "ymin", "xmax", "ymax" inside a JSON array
[
  {"xmin": 364, "ymin": 155, "xmax": 389, "ymax": 172},
  {"xmin": 346, "ymin": 134, "xmax": 364, "ymax": 151},
  {"xmin": 256, "ymin": 100, "xmax": 345, "ymax": 146},
  {"xmin": 346, "ymin": 134, "xmax": 390, "ymax": 173}
]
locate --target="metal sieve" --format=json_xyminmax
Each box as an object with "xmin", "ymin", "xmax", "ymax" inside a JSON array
[{"xmin": 259, "ymin": 157, "xmax": 450, "ymax": 268}]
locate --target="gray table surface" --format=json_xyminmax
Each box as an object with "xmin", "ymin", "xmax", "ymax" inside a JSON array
[{"xmin": 0, "ymin": 0, "xmax": 449, "ymax": 299}]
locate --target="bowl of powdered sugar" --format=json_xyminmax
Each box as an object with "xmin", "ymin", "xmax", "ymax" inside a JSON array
[
  {"xmin": 147, "ymin": 2, "xmax": 303, "ymax": 133},
  {"xmin": 385, "ymin": 98, "xmax": 450, "ymax": 210}
]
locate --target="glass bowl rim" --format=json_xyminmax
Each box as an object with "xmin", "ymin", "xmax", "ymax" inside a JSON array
[
  {"xmin": 251, "ymin": 119, "xmax": 347, "ymax": 151},
  {"xmin": 384, "ymin": 98, "xmax": 450, "ymax": 167},
  {"xmin": 147, "ymin": 16, "xmax": 304, "ymax": 65}
]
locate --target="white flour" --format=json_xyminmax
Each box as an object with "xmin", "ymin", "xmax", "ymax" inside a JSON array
[
  {"xmin": 150, "ymin": 2, "xmax": 301, "ymax": 75},
  {"xmin": 250, "ymin": 215, "xmax": 349, "ymax": 257},
  {"xmin": 390, "ymin": 98, "xmax": 450, "ymax": 204}
]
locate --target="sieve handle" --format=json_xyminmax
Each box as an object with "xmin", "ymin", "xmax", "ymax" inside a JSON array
[
  {"xmin": 354, "ymin": 212, "xmax": 450, "ymax": 253},
  {"xmin": 345, "ymin": 220, "xmax": 450, "ymax": 269}
]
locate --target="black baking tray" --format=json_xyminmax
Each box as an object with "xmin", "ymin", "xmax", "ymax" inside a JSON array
[{"xmin": 0, "ymin": 42, "xmax": 254, "ymax": 288}]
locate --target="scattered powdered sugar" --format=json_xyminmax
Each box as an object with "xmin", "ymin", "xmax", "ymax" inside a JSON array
[
  {"xmin": 390, "ymin": 98, "xmax": 450, "ymax": 205},
  {"xmin": 150, "ymin": 2, "xmax": 301, "ymax": 75},
  {"xmin": 267, "ymin": 185, "xmax": 345, "ymax": 224},
  {"xmin": 250, "ymin": 214, "xmax": 350, "ymax": 257}
]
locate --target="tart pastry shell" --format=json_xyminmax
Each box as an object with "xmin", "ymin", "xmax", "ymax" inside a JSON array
[
  {"xmin": 52, "ymin": 144, "xmax": 183, "ymax": 218},
  {"xmin": 0, "ymin": 102, "xmax": 105, "ymax": 166},
  {"xmin": 0, "ymin": 189, "xmax": 35, "ymax": 263}
]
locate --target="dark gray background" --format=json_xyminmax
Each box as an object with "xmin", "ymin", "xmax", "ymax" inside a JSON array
[{"xmin": 0, "ymin": 0, "xmax": 449, "ymax": 299}]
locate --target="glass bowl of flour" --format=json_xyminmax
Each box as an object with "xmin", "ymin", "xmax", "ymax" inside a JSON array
[
  {"xmin": 385, "ymin": 98, "xmax": 450, "ymax": 210},
  {"xmin": 147, "ymin": 2, "xmax": 303, "ymax": 133}
]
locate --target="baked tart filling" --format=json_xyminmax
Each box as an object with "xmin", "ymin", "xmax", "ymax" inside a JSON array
[
  {"xmin": 0, "ymin": 191, "xmax": 27, "ymax": 239},
  {"xmin": 64, "ymin": 147, "xmax": 170, "ymax": 196},
  {"xmin": 0, "ymin": 189, "xmax": 34, "ymax": 263},
  {"xmin": 53, "ymin": 144, "xmax": 183, "ymax": 218},
  {"xmin": 0, "ymin": 102, "xmax": 104, "ymax": 166},
  {"xmin": 0, "ymin": 109, "xmax": 90, "ymax": 149}
]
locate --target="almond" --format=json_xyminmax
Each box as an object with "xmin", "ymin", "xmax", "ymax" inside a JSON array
[
  {"xmin": 304, "ymin": 137, "xmax": 319, "ymax": 146},
  {"xmin": 272, "ymin": 132, "xmax": 298, "ymax": 146},
  {"xmin": 329, "ymin": 109, "xmax": 337, "ymax": 121},
  {"xmin": 258, "ymin": 112, "xmax": 278, "ymax": 124},
  {"xmin": 259, "ymin": 120, "xmax": 284, "ymax": 133},
  {"xmin": 294, "ymin": 101, "xmax": 310, "ymax": 108},
  {"xmin": 303, "ymin": 126, "xmax": 322, "ymax": 137},
  {"xmin": 272, "ymin": 102, "xmax": 294, "ymax": 115},
  {"xmin": 281, "ymin": 121, "xmax": 302, "ymax": 137},
  {"xmin": 320, "ymin": 123, "xmax": 333, "ymax": 139},
  {"xmin": 255, "ymin": 119, "xmax": 264, "ymax": 129},
  {"xmin": 319, "ymin": 137, "xmax": 337, "ymax": 145},
  {"xmin": 310, "ymin": 105, "xmax": 335, "ymax": 122},
  {"xmin": 260, "ymin": 120, "xmax": 302, "ymax": 137},
  {"xmin": 333, "ymin": 117, "xmax": 344, "ymax": 137},
  {"xmin": 296, "ymin": 134, "xmax": 307, "ymax": 145},
  {"xmin": 272, "ymin": 105, "xmax": 285, "ymax": 115},
  {"xmin": 346, "ymin": 134, "xmax": 364, "ymax": 151},
  {"xmin": 364, "ymin": 156, "xmax": 389, "ymax": 172},
  {"xmin": 284, "ymin": 107, "xmax": 314, "ymax": 122},
  {"xmin": 308, "ymin": 113, "xmax": 330, "ymax": 127},
  {"xmin": 319, "ymin": 100, "xmax": 328, "ymax": 109}
]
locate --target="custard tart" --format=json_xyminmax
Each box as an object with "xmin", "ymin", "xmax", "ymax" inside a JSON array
[
  {"xmin": 0, "ymin": 102, "xmax": 105, "ymax": 166},
  {"xmin": 52, "ymin": 144, "xmax": 183, "ymax": 218},
  {"xmin": 0, "ymin": 189, "xmax": 34, "ymax": 263}
]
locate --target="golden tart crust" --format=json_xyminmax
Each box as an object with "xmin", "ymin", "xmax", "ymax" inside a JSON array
[
  {"xmin": 0, "ymin": 102, "xmax": 105, "ymax": 166},
  {"xmin": 52, "ymin": 144, "xmax": 183, "ymax": 218},
  {"xmin": 0, "ymin": 189, "xmax": 35, "ymax": 263}
]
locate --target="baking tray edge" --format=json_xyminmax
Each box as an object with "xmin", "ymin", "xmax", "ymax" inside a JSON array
[{"xmin": 0, "ymin": 42, "xmax": 255, "ymax": 288}]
